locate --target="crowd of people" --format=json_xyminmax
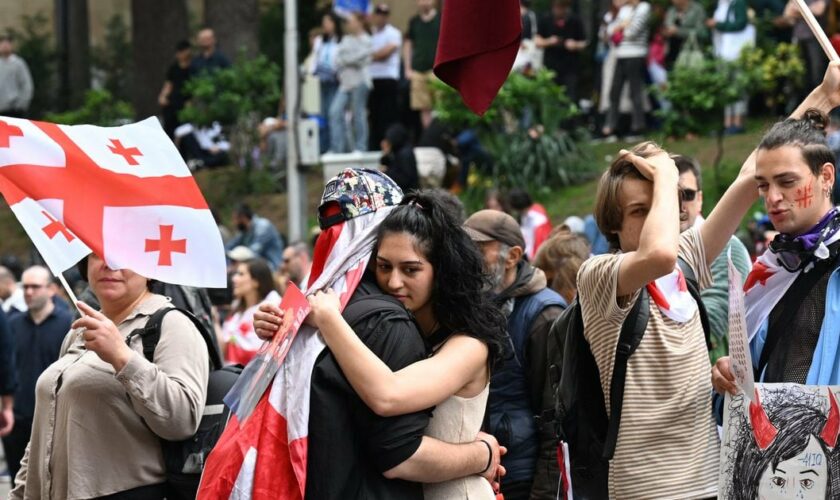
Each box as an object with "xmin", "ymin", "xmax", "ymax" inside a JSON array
[
  {"xmin": 2, "ymin": 55, "xmax": 840, "ymax": 497},
  {"xmin": 4, "ymin": 1, "xmax": 840, "ymax": 499}
]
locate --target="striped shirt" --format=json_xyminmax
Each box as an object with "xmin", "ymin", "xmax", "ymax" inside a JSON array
[{"xmin": 577, "ymin": 228, "xmax": 719, "ymax": 499}]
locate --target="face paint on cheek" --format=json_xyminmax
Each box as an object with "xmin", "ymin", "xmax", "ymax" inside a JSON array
[{"xmin": 795, "ymin": 185, "xmax": 814, "ymax": 208}]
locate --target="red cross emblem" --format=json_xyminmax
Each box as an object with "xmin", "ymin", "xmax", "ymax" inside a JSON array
[
  {"xmin": 145, "ymin": 225, "xmax": 187, "ymax": 266},
  {"xmin": 0, "ymin": 120, "xmax": 23, "ymax": 148},
  {"xmin": 108, "ymin": 138, "xmax": 143, "ymax": 166},
  {"xmin": 41, "ymin": 210, "xmax": 75, "ymax": 242},
  {"xmin": 0, "ymin": 120, "xmax": 207, "ymax": 260}
]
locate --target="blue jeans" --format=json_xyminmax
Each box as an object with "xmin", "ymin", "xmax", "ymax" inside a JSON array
[
  {"xmin": 320, "ymin": 80, "xmax": 338, "ymax": 153},
  {"xmin": 329, "ymin": 84, "xmax": 370, "ymax": 153}
]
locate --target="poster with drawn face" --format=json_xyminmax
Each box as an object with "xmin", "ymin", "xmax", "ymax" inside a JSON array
[{"xmin": 719, "ymin": 384, "xmax": 840, "ymax": 499}]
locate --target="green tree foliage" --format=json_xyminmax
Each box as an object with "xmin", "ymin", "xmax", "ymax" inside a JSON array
[
  {"xmin": 179, "ymin": 54, "xmax": 281, "ymax": 127},
  {"xmin": 655, "ymin": 58, "xmax": 749, "ymax": 138},
  {"xmin": 91, "ymin": 14, "xmax": 132, "ymax": 104},
  {"xmin": 738, "ymin": 42, "xmax": 805, "ymax": 111},
  {"xmin": 6, "ymin": 12, "xmax": 56, "ymax": 118},
  {"xmin": 434, "ymin": 69, "xmax": 596, "ymax": 191},
  {"xmin": 179, "ymin": 55, "xmax": 281, "ymax": 190},
  {"xmin": 43, "ymin": 89, "xmax": 133, "ymax": 126}
]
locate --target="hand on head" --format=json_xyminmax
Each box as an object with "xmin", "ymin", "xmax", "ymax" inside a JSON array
[{"xmin": 618, "ymin": 145, "xmax": 677, "ymax": 182}]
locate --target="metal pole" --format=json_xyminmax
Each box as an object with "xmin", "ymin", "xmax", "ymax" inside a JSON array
[{"xmin": 284, "ymin": 0, "xmax": 303, "ymax": 242}]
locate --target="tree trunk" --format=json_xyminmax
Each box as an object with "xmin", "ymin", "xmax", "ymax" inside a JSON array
[
  {"xmin": 54, "ymin": 0, "xmax": 90, "ymax": 109},
  {"xmin": 130, "ymin": 0, "xmax": 189, "ymax": 119},
  {"xmin": 204, "ymin": 0, "xmax": 259, "ymax": 61}
]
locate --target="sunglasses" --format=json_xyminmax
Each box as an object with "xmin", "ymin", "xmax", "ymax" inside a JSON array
[{"xmin": 679, "ymin": 189, "xmax": 698, "ymax": 202}]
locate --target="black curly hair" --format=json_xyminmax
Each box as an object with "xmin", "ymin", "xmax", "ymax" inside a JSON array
[{"xmin": 374, "ymin": 190, "xmax": 507, "ymax": 368}]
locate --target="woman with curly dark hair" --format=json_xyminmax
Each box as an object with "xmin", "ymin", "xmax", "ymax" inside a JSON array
[{"xmin": 307, "ymin": 189, "xmax": 507, "ymax": 499}]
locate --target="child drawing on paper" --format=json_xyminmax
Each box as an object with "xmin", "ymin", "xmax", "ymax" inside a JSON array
[{"xmin": 727, "ymin": 387, "xmax": 840, "ymax": 499}]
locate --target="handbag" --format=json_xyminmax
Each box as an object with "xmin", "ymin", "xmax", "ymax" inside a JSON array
[
  {"xmin": 610, "ymin": 28, "xmax": 624, "ymax": 46},
  {"xmin": 675, "ymin": 32, "xmax": 705, "ymax": 70}
]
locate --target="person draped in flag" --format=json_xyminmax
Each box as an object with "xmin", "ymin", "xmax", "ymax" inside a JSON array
[
  {"xmin": 11, "ymin": 253, "xmax": 209, "ymax": 500},
  {"xmin": 712, "ymin": 108, "xmax": 840, "ymax": 392},
  {"xmin": 300, "ymin": 190, "xmax": 508, "ymax": 499},
  {"xmin": 209, "ymin": 169, "xmax": 504, "ymax": 500}
]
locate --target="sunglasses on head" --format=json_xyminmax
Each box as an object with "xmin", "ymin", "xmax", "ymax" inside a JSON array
[{"xmin": 679, "ymin": 188, "xmax": 698, "ymax": 202}]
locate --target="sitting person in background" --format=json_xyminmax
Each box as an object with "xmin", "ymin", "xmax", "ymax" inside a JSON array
[
  {"xmin": 380, "ymin": 123, "xmax": 419, "ymax": 192},
  {"xmin": 257, "ymin": 99, "xmax": 289, "ymax": 172},
  {"xmin": 226, "ymin": 203, "xmax": 286, "ymax": 271},
  {"xmin": 221, "ymin": 258, "xmax": 279, "ymax": 365},
  {"xmin": 174, "ymin": 121, "xmax": 231, "ymax": 170},
  {"xmin": 533, "ymin": 232, "xmax": 591, "ymax": 304}
]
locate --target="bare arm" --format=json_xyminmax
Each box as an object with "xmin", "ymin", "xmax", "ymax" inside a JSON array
[
  {"xmin": 158, "ymin": 81, "xmax": 173, "ymax": 106},
  {"xmin": 403, "ymin": 39, "xmax": 414, "ymax": 77},
  {"xmin": 702, "ymin": 61, "xmax": 840, "ymax": 263},
  {"xmin": 615, "ymin": 149, "xmax": 681, "ymax": 296},
  {"xmin": 373, "ymin": 43, "xmax": 398, "ymax": 61},
  {"xmin": 309, "ymin": 290, "xmax": 488, "ymax": 417},
  {"xmin": 384, "ymin": 432, "xmax": 503, "ymax": 483}
]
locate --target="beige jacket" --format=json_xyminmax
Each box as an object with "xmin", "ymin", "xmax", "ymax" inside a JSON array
[{"xmin": 10, "ymin": 294, "xmax": 209, "ymax": 500}]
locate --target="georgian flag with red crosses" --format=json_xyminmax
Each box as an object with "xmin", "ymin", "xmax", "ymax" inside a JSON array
[{"xmin": 0, "ymin": 116, "xmax": 226, "ymax": 288}]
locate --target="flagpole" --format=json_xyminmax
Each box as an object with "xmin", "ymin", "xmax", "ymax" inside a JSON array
[
  {"xmin": 794, "ymin": 0, "xmax": 840, "ymax": 62},
  {"xmin": 57, "ymin": 272, "xmax": 83, "ymax": 316},
  {"xmin": 284, "ymin": 0, "xmax": 304, "ymax": 242}
]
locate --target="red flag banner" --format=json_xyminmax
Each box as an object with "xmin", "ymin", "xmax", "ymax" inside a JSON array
[
  {"xmin": 433, "ymin": 0, "xmax": 522, "ymax": 115},
  {"xmin": 0, "ymin": 116, "xmax": 226, "ymax": 288}
]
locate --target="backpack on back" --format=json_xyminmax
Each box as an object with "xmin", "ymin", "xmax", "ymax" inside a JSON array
[
  {"xmin": 129, "ymin": 306, "xmax": 241, "ymax": 500},
  {"xmin": 547, "ymin": 259, "xmax": 710, "ymax": 498}
]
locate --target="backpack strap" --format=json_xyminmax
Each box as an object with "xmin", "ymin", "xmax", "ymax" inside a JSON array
[
  {"xmin": 601, "ymin": 258, "xmax": 712, "ymax": 458},
  {"xmin": 677, "ymin": 257, "xmax": 712, "ymax": 351},
  {"xmin": 342, "ymin": 294, "xmax": 409, "ymax": 329},
  {"xmin": 127, "ymin": 307, "xmax": 223, "ymax": 371},
  {"xmin": 602, "ymin": 287, "xmax": 649, "ymax": 459}
]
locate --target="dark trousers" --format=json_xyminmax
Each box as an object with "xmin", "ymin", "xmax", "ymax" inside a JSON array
[
  {"xmin": 500, "ymin": 479, "xmax": 533, "ymax": 500},
  {"xmin": 1, "ymin": 416, "xmax": 31, "ymax": 487},
  {"xmin": 0, "ymin": 109, "xmax": 25, "ymax": 119},
  {"xmin": 368, "ymin": 78, "xmax": 400, "ymax": 150},
  {"xmin": 178, "ymin": 133, "xmax": 229, "ymax": 168},
  {"xmin": 605, "ymin": 56, "xmax": 647, "ymax": 133},
  {"xmin": 96, "ymin": 483, "xmax": 167, "ymax": 499},
  {"xmin": 801, "ymin": 37, "xmax": 828, "ymax": 91}
]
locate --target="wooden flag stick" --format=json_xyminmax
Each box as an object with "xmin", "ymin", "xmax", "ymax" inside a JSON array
[
  {"xmin": 794, "ymin": 0, "xmax": 840, "ymax": 62},
  {"xmin": 57, "ymin": 272, "xmax": 84, "ymax": 317}
]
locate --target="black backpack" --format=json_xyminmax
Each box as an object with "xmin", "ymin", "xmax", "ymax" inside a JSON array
[
  {"xmin": 548, "ymin": 259, "xmax": 710, "ymax": 499},
  {"xmin": 128, "ymin": 306, "xmax": 242, "ymax": 500}
]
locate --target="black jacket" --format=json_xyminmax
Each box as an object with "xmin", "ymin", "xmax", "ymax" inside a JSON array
[{"xmin": 305, "ymin": 274, "xmax": 429, "ymax": 500}]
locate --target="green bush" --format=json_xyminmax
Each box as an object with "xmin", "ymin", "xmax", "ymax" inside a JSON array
[
  {"xmin": 738, "ymin": 42, "xmax": 805, "ymax": 111},
  {"xmin": 6, "ymin": 12, "xmax": 56, "ymax": 118},
  {"xmin": 179, "ymin": 55, "xmax": 281, "ymax": 190},
  {"xmin": 179, "ymin": 54, "xmax": 281, "ymax": 127},
  {"xmin": 43, "ymin": 89, "xmax": 133, "ymax": 126},
  {"xmin": 433, "ymin": 69, "xmax": 595, "ymax": 190},
  {"xmin": 655, "ymin": 58, "xmax": 749, "ymax": 138}
]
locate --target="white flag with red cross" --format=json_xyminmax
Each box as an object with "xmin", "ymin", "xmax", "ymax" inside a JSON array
[{"xmin": 0, "ymin": 116, "xmax": 226, "ymax": 288}]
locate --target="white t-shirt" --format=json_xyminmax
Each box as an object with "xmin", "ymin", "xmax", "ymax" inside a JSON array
[{"xmin": 369, "ymin": 24, "xmax": 402, "ymax": 80}]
